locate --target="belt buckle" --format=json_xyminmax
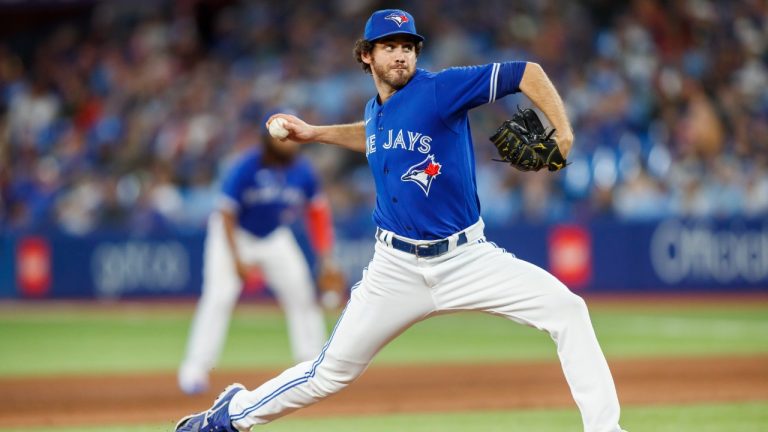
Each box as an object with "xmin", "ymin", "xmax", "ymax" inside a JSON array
[{"xmin": 416, "ymin": 243, "xmax": 431, "ymax": 258}]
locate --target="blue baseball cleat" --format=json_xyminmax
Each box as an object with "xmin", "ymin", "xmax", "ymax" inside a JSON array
[{"xmin": 175, "ymin": 383, "xmax": 245, "ymax": 432}]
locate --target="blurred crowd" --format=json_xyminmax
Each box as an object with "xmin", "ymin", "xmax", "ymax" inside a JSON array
[{"xmin": 0, "ymin": 0, "xmax": 766, "ymax": 235}]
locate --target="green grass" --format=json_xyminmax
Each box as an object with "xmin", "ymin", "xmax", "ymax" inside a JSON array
[
  {"xmin": 0, "ymin": 305, "xmax": 297, "ymax": 376},
  {"xmin": 0, "ymin": 301, "xmax": 766, "ymax": 431},
  {"xmin": 0, "ymin": 401, "xmax": 766, "ymax": 432},
  {"xmin": 0, "ymin": 302, "xmax": 766, "ymax": 376},
  {"xmin": 380, "ymin": 305, "xmax": 768, "ymax": 363},
  {"xmin": 590, "ymin": 306, "xmax": 768, "ymax": 357}
]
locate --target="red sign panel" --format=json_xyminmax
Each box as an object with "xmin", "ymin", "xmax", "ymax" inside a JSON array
[
  {"xmin": 548, "ymin": 225, "xmax": 592, "ymax": 289},
  {"xmin": 16, "ymin": 237, "xmax": 52, "ymax": 298}
]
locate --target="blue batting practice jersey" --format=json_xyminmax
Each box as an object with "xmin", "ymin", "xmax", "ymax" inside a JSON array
[
  {"xmin": 364, "ymin": 61, "xmax": 527, "ymax": 240},
  {"xmin": 219, "ymin": 149, "xmax": 319, "ymax": 237}
]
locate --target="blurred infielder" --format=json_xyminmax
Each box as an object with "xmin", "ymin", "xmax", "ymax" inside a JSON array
[
  {"xmin": 176, "ymin": 9, "xmax": 626, "ymax": 432},
  {"xmin": 178, "ymin": 109, "xmax": 343, "ymax": 395}
]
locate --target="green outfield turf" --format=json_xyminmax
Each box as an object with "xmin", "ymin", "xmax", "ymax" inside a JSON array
[
  {"xmin": 0, "ymin": 401, "xmax": 766, "ymax": 432},
  {"xmin": 0, "ymin": 301, "xmax": 767, "ymax": 376}
]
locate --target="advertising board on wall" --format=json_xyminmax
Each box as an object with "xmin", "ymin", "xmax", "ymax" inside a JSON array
[{"xmin": 1, "ymin": 218, "xmax": 766, "ymax": 299}]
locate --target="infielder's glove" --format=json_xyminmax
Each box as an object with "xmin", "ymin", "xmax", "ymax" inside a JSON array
[
  {"xmin": 489, "ymin": 107, "xmax": 567, "ymax": 172},
  {"xmin": 316, "ymin": 263, "xmax": 347, "ymax": 309}
]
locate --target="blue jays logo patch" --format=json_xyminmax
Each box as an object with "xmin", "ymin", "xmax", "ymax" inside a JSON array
[
  {"xmin": 401, "ymin": 154, "xmax": 442, "ymax": 196},
  {"xmin": 385, "ymin": 12, "xmax": 409, "ymax": 27}
]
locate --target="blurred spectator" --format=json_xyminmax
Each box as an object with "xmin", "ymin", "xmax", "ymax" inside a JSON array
[{"xmin": 0, "ymin": 0, "xmax": 765, "ymax": 234}]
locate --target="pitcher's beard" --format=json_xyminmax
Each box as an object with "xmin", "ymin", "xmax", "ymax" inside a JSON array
[
  {"xmin": 373, "ymin": 63, "xmax": 413, "ymax": 90},
  {"xmin": 387, "ymin": 70, "xmax": 410, "ymax": 89}
]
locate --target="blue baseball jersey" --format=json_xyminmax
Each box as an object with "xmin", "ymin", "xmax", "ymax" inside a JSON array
[
  {"xmin": 364, "ymin": 61, "xmax": 527, "ymax": 240},
  {"xmin": 219, "ymin": 149, "xmax": 319, "ymax": 237}
]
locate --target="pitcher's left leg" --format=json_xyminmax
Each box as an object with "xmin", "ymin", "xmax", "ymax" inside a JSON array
[
  {"xmin": 227, "ymin": 243, "xmax": 436, "ymax": 430},
  {"xmin": 432, "ymin": 242, "xmax": 623, "ymax": 432}
]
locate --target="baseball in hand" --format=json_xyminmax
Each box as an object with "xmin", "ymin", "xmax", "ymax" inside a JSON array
[{"xmin": 268, "ymin": 117, "xmax": 290, "ymax": 139}]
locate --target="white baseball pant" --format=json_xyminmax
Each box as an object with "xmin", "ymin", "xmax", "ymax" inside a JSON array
[
  {"xmin": 227, "ymin": 218, "xmax": 623, "ymax": 432},
  {"xmin": 179, "ymin": 214, "xmax": 327, "ymax": 389}
]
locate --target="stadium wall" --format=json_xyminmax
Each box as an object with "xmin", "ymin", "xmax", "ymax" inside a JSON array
[{"xmin": 1, "ymin": 218, "xmax": 766, "ymax": 299}]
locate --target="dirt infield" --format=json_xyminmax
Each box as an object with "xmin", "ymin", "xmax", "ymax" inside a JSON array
[{"xmin": 1, "ymin": 355, "xmax": 766, "ymax": 429}]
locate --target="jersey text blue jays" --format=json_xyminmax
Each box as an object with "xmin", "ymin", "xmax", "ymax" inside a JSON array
[{"xmin": 366, "ymin": 129, "xmax": 432, "ymax": 155}]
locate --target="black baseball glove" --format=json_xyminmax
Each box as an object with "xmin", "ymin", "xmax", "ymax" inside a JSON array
[{"xmin": 489, "ymin": 108, "xmax": 567, "ymax": 172}]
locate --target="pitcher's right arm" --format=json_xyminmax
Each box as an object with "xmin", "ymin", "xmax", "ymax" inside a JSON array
[{"xmin": 266, "ymin": 114, "xmax": 366, "ymax": 153}]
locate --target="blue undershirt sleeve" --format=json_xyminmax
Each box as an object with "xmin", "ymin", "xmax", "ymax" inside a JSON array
[
  {"xmin": 301, "ymin": 159, "xmax": 319, "ymax": 201},
  {"xmin": 220, "ymin": 159, "xmax": 246, "ymax": 203}
]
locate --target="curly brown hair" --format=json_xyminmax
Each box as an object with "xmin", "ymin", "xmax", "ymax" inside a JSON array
[{"xmin": 353, "ymin": 38, "xmax": 423, "ymax": 74}]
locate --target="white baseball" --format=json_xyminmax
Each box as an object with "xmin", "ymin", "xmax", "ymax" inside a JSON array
[{"xmin": 268, "ymin": 117, "xmax": 290, "ymax": 139}]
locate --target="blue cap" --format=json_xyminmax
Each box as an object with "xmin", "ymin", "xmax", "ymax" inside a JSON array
[{"xmin": 364, "ymin": 9, "xmax": 424, "ymax": 43}]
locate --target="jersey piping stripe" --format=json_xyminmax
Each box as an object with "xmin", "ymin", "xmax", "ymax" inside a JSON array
[
  {"xmin": 230, "ymin": 301, "xmax": 351, "ymax": 422},
  {"xmin": 488, "ymin": 62, "xmax": 500, "ymax": 103}
]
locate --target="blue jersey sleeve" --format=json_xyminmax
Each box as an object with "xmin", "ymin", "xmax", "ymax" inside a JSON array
[
  {"xmin": 220, "ymin": 156, "xmax": 250, "ymax": 209},
  {"xmin": 436, "ymin": 61, "xmax": 527, "ymax": 119},
  {"xmin": 298, "ymin": 158, "xmax": 320, "ymax": 201}
]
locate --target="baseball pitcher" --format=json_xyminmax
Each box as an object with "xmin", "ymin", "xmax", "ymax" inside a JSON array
[{"xmin": 176, "ymin": 9, "xmax": 626, "ymax": 432}]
